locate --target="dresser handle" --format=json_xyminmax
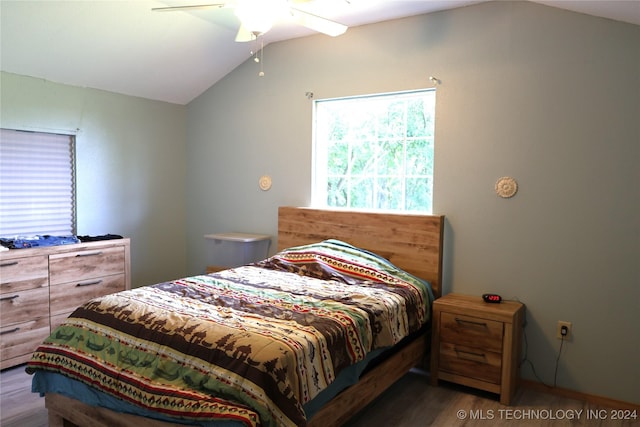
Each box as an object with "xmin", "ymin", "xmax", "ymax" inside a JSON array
[
  {"xmin": 455, "ymin": 317, "xmax": 488, "ymax": 328},
  {"xmin": 0, "ymin": 295, "xmax": 19, "ymax": 302},
  {"xmin": 0, "ymin": 327, "xmax": 20, "ymax": 335},
  {"xmin": 77, "ymin": 279, "xmax": 103, "ymax": 287},
  {"xmin": 76, "ymin": 251, "xmax": 103, "ymax": 257},
  {"xmin": 455, "ymin": 348, "xmax": 487, "ymax": 361},
  {"xmin": 0, "ymin": 261, "xmax": 19, "ymax": 267}
]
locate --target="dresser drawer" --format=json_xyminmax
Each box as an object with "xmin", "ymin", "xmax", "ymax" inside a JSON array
[
  {"xmin": 0, "ymin": 287, "xmax": 49, "ymax": 327},
  {"xmin": 0, "ymin": 317, "xmax": 50, "ymax": 364},
  {"xmin": 0, "ymin": 255, "xmax": 48, "ymax": 293},
  {"xmin": 49, "ymin": 273, "xmax": 125, "ymax": 316},
  {"xmin": 439, "ymin": 342, "xmax": 502, "ymax": 384},
  {"xmin": 439, "ymin": 312, "xmax": 504, "ymax": 353},
  {"xmin": 49, "ymin": 246, "xmax": 125, "ymax": 285}
]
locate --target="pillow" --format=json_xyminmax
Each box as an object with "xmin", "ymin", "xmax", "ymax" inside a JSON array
[{"xmin": 254, "ymin": 239, "xmax": 434, "ymax": 301}]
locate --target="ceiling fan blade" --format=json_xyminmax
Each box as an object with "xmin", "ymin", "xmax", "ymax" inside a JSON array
[
  {"xmin": 151, "ymin": 3, "xmax": 226, "ymax": 12},
  {"xmin": 289, "ymin": 7, "xmax": 347, "ymax": 37},
  {"xmin": 235, "ymin": 24, "xmax": 256, "ymax": 42}
]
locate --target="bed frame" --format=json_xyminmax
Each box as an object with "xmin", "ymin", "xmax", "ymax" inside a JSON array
[{"xmin": 45, "ymin": 207, "xmax": 445, "ymax": 427}]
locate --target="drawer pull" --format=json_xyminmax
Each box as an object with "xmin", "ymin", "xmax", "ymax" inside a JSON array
[
  {"xmin": 77, "ymin": 279, "xmax": 103, "ymax": 287},
  {"xmin": 455, "ymin": 348, "xmax": 487, "ymax": 361},
  {"xmin": 76, "ymin": 251, "xmax": 103, "ymax": 257},
  {"xmin": 0, "ymin": 327, "xmax": 20, "ymax": 335},
  {"xmin": 0, "ymin": 261, "xmax": 19, "ymax": 267},
  {"xmin": 455, "ymin": 317, "xmax": 488, "ymax": 328},
  {"xmin": 0, "ymin": 294, "xmax": 19, "ymax": 302}
]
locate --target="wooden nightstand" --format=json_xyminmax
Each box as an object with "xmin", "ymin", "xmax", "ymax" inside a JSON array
[{"xmin": 430, "ymin": 293, "xmax": 524, "ymax": 405}]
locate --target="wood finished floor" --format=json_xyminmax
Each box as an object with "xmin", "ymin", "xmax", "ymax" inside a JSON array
[{"xmin": 1, "ymin": 365, "xmax": 635, "ymax": 426}]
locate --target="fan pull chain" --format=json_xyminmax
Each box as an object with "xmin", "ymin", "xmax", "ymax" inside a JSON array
[
  {"xmin": 251, "ymin": 35, "xmax": 265, "ymax": 77},
  {"xmin": 258, "ymin": 36, "xmax": 265, "ymax": 77}
]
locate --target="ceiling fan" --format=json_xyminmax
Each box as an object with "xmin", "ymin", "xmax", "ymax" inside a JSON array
[{"xmin": 152, "ymin": 0, "xmax": 348, "ymax": 42}]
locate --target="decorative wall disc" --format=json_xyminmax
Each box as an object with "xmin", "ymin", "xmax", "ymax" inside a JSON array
[
  {"xmin": 495, "ymin": 176, "xmax": 518, "ymax": 198},
  {"xmin": 259, "ymin": 175, "xmax": 272, "ymax": 191}
]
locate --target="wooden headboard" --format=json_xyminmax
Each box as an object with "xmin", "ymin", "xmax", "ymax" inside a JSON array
[{"xmin": 277, "ymin": 207, "xmax": 445, "ymax": 298}]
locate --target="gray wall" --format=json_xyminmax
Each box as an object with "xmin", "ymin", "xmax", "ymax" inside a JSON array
[
  {"xmin": 186, "ymin": 2, "xmax": 639, "ymax": 404},
  {"xmin": 0, "ymin": 72, "xmax": 188, "ymax": 287}
]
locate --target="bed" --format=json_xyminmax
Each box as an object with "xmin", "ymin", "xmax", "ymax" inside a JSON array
[{"xmin": 26, "ymin": 206, "xmax": 444, "ymax": 427}]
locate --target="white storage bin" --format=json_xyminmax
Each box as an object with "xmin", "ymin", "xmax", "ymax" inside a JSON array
[{"xmin": 204, "ymin": 232, "xmax": 271, "ymax": 271}]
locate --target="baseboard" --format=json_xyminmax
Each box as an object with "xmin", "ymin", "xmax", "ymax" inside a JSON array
[{"xmin": 521, "ymin": 380, "xmax": 640, "ymax": 411}]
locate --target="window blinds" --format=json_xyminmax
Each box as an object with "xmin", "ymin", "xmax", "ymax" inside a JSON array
[{"xmin": 0, "ymin": 129, "xmax": 76, "ymax": 238}]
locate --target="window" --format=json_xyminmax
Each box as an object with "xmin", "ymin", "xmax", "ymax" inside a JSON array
[
  {"xmin": 313, "ymin": 89, "xmax": 435, "ymax": 213},
  {"xmin": 0, "ymin": 129, "xmax": 76, "ymax": 237}
]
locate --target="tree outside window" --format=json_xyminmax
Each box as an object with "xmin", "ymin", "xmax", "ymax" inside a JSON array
[{"xmin": 313, "ymin": 90, "xmax": 435, "ymax": 213}]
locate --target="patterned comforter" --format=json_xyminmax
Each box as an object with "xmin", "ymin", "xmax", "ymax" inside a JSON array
[{"xmin": 27, "ymin": 240, "xmax": 433, "ymax": 427}]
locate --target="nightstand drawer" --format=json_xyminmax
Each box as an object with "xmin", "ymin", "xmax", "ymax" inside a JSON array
[
  {"xmin": 440, "ymin": 312, "xmax": 503, "ymax": 353},
  {"xmin": 439, "ymin": 342, "xmax": 502, "ymax": 384},
  {"xmin": 431, "ymin": 294, "xmax": 524, "ymax": 405}
]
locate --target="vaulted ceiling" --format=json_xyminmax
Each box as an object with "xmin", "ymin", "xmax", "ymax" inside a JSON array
[{"xmin": 1, "ymin": 1, "xmax": 638, "ymax": 105}]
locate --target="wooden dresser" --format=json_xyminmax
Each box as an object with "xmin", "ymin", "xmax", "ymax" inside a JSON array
[
  {"xmin": 0, "ymin": 238, "xmax": 130, "ymax": 369},
  {"xmin": 430, "ymin": 293, "xmax": 524, "ymax": 405}
]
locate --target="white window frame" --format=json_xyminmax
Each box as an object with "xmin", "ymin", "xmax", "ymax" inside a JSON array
[{"xmin": 312, "ymin": 89, "xmax": 435, "ymax": 213}]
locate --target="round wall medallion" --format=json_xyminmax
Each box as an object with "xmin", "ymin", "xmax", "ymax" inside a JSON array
[
  {"xmin": 259, "ymin": 175, "xmax": 272, "ymax": 191},
  {"xmin": 495, "ymin": 176, "xmax": 518, "ymax": 198}
]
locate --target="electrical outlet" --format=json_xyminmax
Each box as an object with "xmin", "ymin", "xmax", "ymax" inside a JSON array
[{"xmin": 557, "ymin": 321, "xmax": 572, "ymax": 340}]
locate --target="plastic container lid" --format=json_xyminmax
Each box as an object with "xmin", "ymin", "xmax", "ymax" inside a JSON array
[{"xmin": 204, "ymin": 233, "xmax": 270, "ymax": 242}]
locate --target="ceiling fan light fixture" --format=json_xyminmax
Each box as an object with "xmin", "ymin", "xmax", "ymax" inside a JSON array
[{"xmin": 234, "ymin": 0, "xmax": 283, "ymax": 35}]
